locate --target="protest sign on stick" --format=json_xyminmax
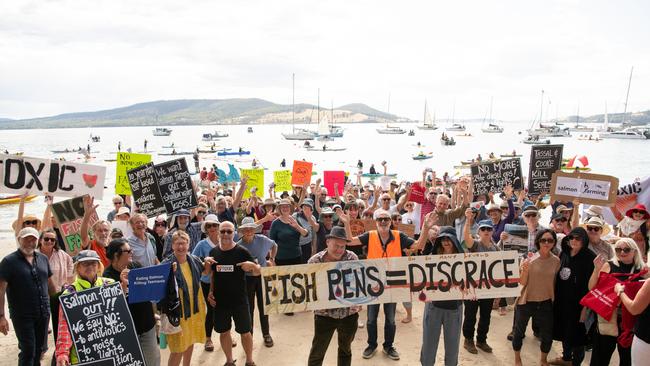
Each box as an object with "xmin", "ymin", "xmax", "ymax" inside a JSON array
[
  {"xmin": 291, "ymin": 160, "xmax": 313, "ymax": 186},
  {"xmin": 273, "ymin": 170, "xmax": 293, "ymax": 192},
  {"xmin": 550, "ymin": 171, "xmax": 619, "ymax": 206},
  {"xmin": 471, "ymin": 158, "xmax": 523, "ymax": 195},
  {"xmin": 528, "ymin": 145, "xmax": 563, "ymax": 195},
  {"xmin": 324, "ymin": 171, "xmax": 345, "ymax": 196},
  {"xmin": 240, "ymin": 169, "xmax": 264, "ymax": 199},
  {"xmin": 127, "ymin": 163, "xmax": 166, "ymax": 218},
  {"xmin": 115, "ymin": 152, "xmax": 151, "ymax": 195},
  {"xmin": 52, "ymin": 195, "xmax": 98, "ymax": 255},
  {"xmin": 154, "ymin": 158, "xmax": 198, "ymax": 213}
]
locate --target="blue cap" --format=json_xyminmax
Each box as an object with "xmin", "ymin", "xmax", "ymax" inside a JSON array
[
  {"xmin": 477, "ymin": 220, "xmax": 494, "ymax": 229},
  {"xmin": 174, "ymin": 209, "xmax": 191, "ymax": 217}
]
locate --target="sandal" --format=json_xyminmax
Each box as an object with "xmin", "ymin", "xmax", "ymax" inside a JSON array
[
  {"xmin": 204, "ymin": 339, "xmax": 214, "ymax": 352},
  {"xmin": 263, "ymin": 334, "xmax": 274, "ymax": 347},
  {"xmin": 223, "ymin": 361, "xmax": 236, "ymax": 366},
  {"xmin": 245, "ymin": 363, "xmax": 257, "ymax": 366}
]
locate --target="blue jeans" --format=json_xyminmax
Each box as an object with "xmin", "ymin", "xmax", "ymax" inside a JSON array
[
  {"xmin": 420, "ymin": 303, "xmax": 463, "ymax": 366},
  {"xmin": 366, "ymin": 303, "xmax": 396, "ymax": 350}
]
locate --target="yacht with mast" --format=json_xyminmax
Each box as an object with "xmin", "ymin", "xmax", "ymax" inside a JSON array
[
  {"xmin": 282, "ymin": 74, "xmax": 315, "ymax": 140},
  {"xmin": 417, "ymin": 100, "xmax": 438, "ymax": 130},
  {"xmin": 481, "ymin": 97, "xmax": 504, "ymax": 133}
]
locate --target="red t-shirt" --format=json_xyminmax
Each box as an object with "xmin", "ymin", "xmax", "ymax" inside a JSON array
[{"xmin": 89, "ymin": 240, "xmax": 110, "ymax": 267}]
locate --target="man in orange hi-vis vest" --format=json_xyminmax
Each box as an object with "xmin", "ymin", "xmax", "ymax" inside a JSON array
[{"xmin": 338, "ymin": 209, "xmax": 431, "ymax": 361}]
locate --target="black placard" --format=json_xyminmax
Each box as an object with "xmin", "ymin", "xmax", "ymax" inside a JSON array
[
  {"xmin": 471, "ymin": 158, "xmax": 523, "ymax": 195},
  {"xmin": 154, "ymin": 158, "xmax": 198, "ymax": 213},
  {"xmin": 127, "ymin": 163, "xmax": 166, "ymax": 218},
  {"xmin": 59, "ymin": 283, "xmax": 145, "ymax": 366},
  {"xmin": 528, "ymin": 144, "xmax": 563, "ymax": 195}
]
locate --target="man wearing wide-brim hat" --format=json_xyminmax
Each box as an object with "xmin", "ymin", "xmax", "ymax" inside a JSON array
[
  {"xmin": 306, "ymin": 226, "xmax": 361, "ymax": 366},
  {"xmin": 581, "ymin": 216, "xmax": 614, "ymax": 259}
]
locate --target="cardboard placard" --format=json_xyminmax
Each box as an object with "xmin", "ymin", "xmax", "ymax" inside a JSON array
[
  {"xmin": 51, "ymin": 195, "xmax": 99, "ymax": 256},
  {"xmin": 240, "ymin": 169, "xmax": 264, "ymax": 199},
  {"xmin": 273, "ymin": 170, "xmax": 293, "ymax": 192},
  {"xmin": 471, "ymin": 158, "xmax": 523, "ymax": 195},
  {"xmin": 115, "ymin": 152, "xmax": 151, "ymax": 195},
  {"xmin": 291, "ymin": 160, "xmax": 313, "ymax": 186},
  {"xmin": 59, "ymin": 283, "xmax": 145, "ymax": 366},
  {"xmin": 397, "ymin": 223, "xmax": 416, "ymax": 238},
  {"xmin": 0, "ymin": 154, "xmax": 106, "ymax": 199},
  {"xmin": 261, "ymin": 251, "xmax": 521, "ymax": 314},
  {"xmin": 528, "ymin": 145, "xmax": 563, "ymax": 195},
  {"xmin": 154, "ymin": 158, "xmax": 198, "ymax": 213},
  {"xmin": 550, "ymin": 171, "xmax": 619, "ymax": 206},
  {"xmin": 323, "ymin": 171, "xmax": 345, "ymax": 196},
  {"xmin": 349, "ymin": 219, "xmax": 367, "ymax": 237},
  {"xmin": 127, "ymin": 163, "xmax": 166, "ymax": 218}
]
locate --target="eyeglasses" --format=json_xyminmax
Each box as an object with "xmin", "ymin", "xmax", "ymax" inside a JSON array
[
  {"xmin": 23, "ymin": 220, "xmax": 38, "ymax": 226},
  {"xmin": 479, "ymin": 227, "xmax": 493, "ymax": 232},
  {"xmin": 586, "ymin": 226, "xmax": 602, "ymax": 232},
  {"xmin": 120, "ymin": 249, "xmax": 133, "ymax": 254},
  {"xmin": 219, "ymin": 230, "xmax": 234, "ymax": 234},
  {"xmin": 428, "ymin": 192, "xmax": 436, "ymax": 195},
  {"xmin": 539, "ymin": 238, "xmax": 555, "ymax": 244},
  {"xmin": 554, "ymin": 218, "xmax": 568, "ymax": 222},
  {"xmin": 197, "ymin": 211, "xmax": 207, "ymax": 215},
  {"xmin": 381, "ymin": 198, "xmax": 391, "ymax": 201},
  {"xmin": 113, "ymin": 201, "xmax": 123, "ymax": 205},
  {"xmin": 155, "ymin": 222, "xmax": 167, "ymax": 227},
  {"xmin": 523, "ymin": 213, "xmax": 537, "ymax": 218},
  {"xmin": 205, "ymin": 223, "xmax": 219, "ymax": 229},
  {"xmin": 631, "ymin": 210, "xmax": 645, "ymax": 215},
  {"xmin": 376, "ymin": 217, "xmax": 391, "ymax": 222},
  {"xmin": 567, "ymin": 235, "xmax": 582, "ymax": 241},
  {"xmin": 42, "ymin": 237, "xmax": 57, "ymax": 243},
  {"xmin": 615, "ymin": 247, "xmax": 633, "ymax": 254}
]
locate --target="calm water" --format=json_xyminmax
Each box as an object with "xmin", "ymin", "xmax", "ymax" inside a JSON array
[{"xmin": 1, "ymin": 121, "xmax": 647, "ymax": 240}]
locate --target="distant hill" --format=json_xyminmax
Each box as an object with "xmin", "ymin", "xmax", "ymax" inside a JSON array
[
  {"xmin": 563, "ymin": 110, "xmax": 650, "ymax": 125},
  {"xmin": 0, "ymin": 99, "xmax": 402, "ymax": 129}
]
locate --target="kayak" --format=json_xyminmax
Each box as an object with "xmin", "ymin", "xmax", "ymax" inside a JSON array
[
  {"xmin": 0, "ymin": 194, "xmax": 37, "ymax": 205},
  {"xmin": 306, "ymin": 147, "xmax": 347, "ymax": 152},
  {"xmin": 361, "ymin": 173, "xmax": 397, "ymax": 178},
  {"xmin": 158, "ymin": 152, "xmax": 195, "ymax": 156},
  {"xmin": 412, "ymin": 155, "xmax": 432, "ymax": 160},
  {"xmin": 217, "ymin": 151, "xmax": 250, "ymax": 156},
  {"xmin": 500, "ymin": 154, "xmax": 522, "ymax": 158},
  {"xmin": 562, "ymin": 166, "xmax": 592, "ymax": 172}
]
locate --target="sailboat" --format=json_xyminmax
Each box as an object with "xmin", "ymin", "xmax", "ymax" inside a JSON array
[
  {"xmin": 316, "ymin": 101, "xmax": 344, "ymax": 140},
  {"xmin": 568, "ymin": 106, "xmax": 593, "ymax": 132},
  {"xmin": 376, "ymin": 92, "xmax": 406, "ymax": 134},
  {"xmin": 528, "ymin": 90, "xmax": 570, "ymax": 138},
  {"xmin": 481, "ymin": 97, "xmax": 504, "ymax": 133},
  {"xmin": 282, "ymin": 74, "xmax": 315, "ymax": 141},
  {"xmin": 417, "ymin": 100, "xmax": 438, "ymax": 130},
  {"xmin": 445, "ymin": 101, "xmax": 466, "ymax": 131}
]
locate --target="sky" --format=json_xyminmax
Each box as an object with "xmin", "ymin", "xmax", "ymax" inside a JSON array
[{"xmin": 1, "ymin": 0, "xmax": 649, "ymax": 121}]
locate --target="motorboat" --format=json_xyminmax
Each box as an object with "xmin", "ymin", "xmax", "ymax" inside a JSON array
[
  {"xmin": 446, "ymin": 123, "xmax": 466, "ymax": 131},
  {"xmin": 599, "ymin": 128, "xmax": 650, "ymax": 140},
  {"xmin": 440, "ymin": 137, "xmax": 456, "ymax": 146},
  {"xmin": 412, "ymin": 153, "xmax": 432, "ymax": 160},
  {"xmin": 202, "ymin": 131, "xmax": 229, "ymax": 141},
  {"xmin": 522, "ymin": 136, "xmax": 550, "ymax": 144},
  {"xmin": 481, "ymin": 124, "xmax": 504, "ymax": 133},
  {"xmin": 152, "ymin": 128, "xmax": 172, "ymax": 136}
]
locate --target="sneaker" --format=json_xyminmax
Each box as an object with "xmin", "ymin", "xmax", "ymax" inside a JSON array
[
  {"xmin": 263, "ymin": 334, "xmax": 274, "ymax": 348},
  {"xmin": 463, "ymin": 339, "xmax": 478, "ymax": 354},
  {"xmin": 383, "ymin": 347, "xmax": 400, "ymax": 360},
  {"xmin": 476, "ymin": 341, "xmax": 493, "ymax": 353},
  {"xmin": 362, "ymin": 346, "xmax": 377, "ymax": 359}
]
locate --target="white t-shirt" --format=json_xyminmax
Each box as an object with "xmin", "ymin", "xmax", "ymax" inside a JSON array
[{"xmin": 401, "ymin": 204, "xmax": 422, "ymax": 235}]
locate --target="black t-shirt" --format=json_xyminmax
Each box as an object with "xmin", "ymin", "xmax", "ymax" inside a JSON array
[
  {"xmin": 209, "ymin": 244, "xmax": 254, "ymax": 308},
  {"xmin": 315, "ymin": 222, "xmax": 332, "ymax": 253},
  {"xmin": 0, "ymin": 250, "xmax": 52, "ymax": 318},
  {"xmin": 217, "ymin": 207, "xmax": 236, "ymax": 226},
  {"xmin": 103, "ymin": 266, "xmax": 156, "ymax": 334}
]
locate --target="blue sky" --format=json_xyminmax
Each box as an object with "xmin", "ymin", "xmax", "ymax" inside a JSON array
[{"xmin": 0, "ymin": 0, "xmax": 648, "ymax": 121}]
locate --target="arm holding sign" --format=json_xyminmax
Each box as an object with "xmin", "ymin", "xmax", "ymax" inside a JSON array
[
  {"xmin": 80, "ymin": 196, "xmax": 98, "ymax": 249},
  {"xmin": 55, "ymin": 306, "xmax": 72, "ymax": 365},
  {"xmin": 519, "ymin": 258, "xmax": 530, "ymax": 286},
  {"xmin": 463, "ymin": 208, "xmax": 475, "ymax": 249},
  {"xmin": 13, "ymin": 192, "xmax": 30, "ymax": 236},
  {"xmin": 416, "ymin": 213, "xmax": 438, "ymax": 252},
  {"xmin": 232, "ymin": 175, "xmax": 248, "ymax": 210},
  {"xmin": 42, "ymin": 193, "xmax": 54, "ymax": 230},
  {"xmin": 571, "ymin": 198, "xmax": 580, "ymax": 228}
]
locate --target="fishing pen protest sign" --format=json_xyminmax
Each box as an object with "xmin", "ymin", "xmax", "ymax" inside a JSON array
[
  {"xmin": 550, "ymin": 171, "xmax": 619, "ymax": 206},
  {"xmin": 471, "ymin": 158, "xmax": 523, "ymax": 195},
  {"xmin": 0, "ymin": 154, "xmax": 106, "ymax": 199},
  {"xmin": 528, "ymin": 144, "xmax": 563, "ymax": 195},
  {"xmin": 59, "ymin": 282, "xmax": 145, "ymax": 366},
  {"xmin": 126, "ymin": 162, "xmax": 166, "ymax": 218},
  {"xmin": 52, "ymin": 195, "xmax": 99, "ymax": 255},
  {"xmin": 115, "ymin": 152, "xmax": 151, "ymax": 195},
  {"xmin": 261, "ymin": 251, "xmax": 521, "ymax": 314}
]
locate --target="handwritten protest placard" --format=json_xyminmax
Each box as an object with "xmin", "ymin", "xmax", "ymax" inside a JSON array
[
  {"xmin": 528, "ymin": 145, "xmax": 563, "ymax": 195},
  {"xmin": 550, "ymin": 171, "xmax": 619, "ymax": 206},
  {"xmin": 115, "ymin": 152, "xmax": 151, "ymax": 195},
  {"xmin": 127, "ymin": 263, "xmax": 170, "ymax": 303},
  {"xmin": 52, "ymin": 195, "xmax": 98, "ymax": 255},
  {"xmin": 261, "ymin": 251, "xmax": 521, "ymax": 314},
  {"xmin": 349, "ymin": 219, "xmax": 368, "ymax": 237},
  {"xmin": 471, "ymin": 158, "xmax": 523, "ymax": 195},
  {"xmin": 273, "ymin": 170, "xmax": 292, "ymax": 192},
  {"xmin": 0, "ymin": 154, "xmax": 106, "ymax": 199},
  {"xmin": 240, "ymin": 169, "xmax": 264, "ymax": 199},
  {"xmin": 127, "ymin": 163, "xmax": 166, "ymax": 218},
  {"xmin": 291, "ymin": 160, "xmax": 313, "ymax": 186},
  {"xmin": 323, "ymin": 171, "xmax": 345, "ymax": 196},
  {"xmin": 59, "ymin": 282, "xmax": 145, "ymax": 366},
  {"xmin": 154, "ymin": 158, "xmax": 198, "ymax": 213}
]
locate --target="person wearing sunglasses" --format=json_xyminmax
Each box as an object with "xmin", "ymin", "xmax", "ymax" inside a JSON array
[
  {"xmin": 550, "ymin": 227, "xmax": 595, "ymax": 366},
  {"xmin": 104, "ymin": 239, "xmax": 159, "ymax": 366},
  {"xmin": 612, "ymin": 203, "xmax": 650, "ymax": 263},
  {"xmin": 163, "ymin": 209, "xmax": 203, "ymax": 259},
  {"xmin": 512, "ymin": 229, "xmax": 560, "ymax": 366},
  {"xmin": 588, "ymin": 238, "xmax": 644, "ymax": 366},
  {"xmin": 0, "ymin": 227, "xmax": 58, "ymax": 366},
  {"xmin": 80, "ymin": 196, "xmax": 112, "ymax": 267},
  {"xmin": 106, "ymin": 195, "xmax": 130, "ymax": 223},
  {"xmin": 207, "ymin": 221, "xmax": 261, "ymax": 366},
  {"xmin": 37, "ymin": 228, "xmax": 73, "ymax": 344},
  {"xmin": 550, "ymin": 213, "xmax": 569, "ymax": 235},
  {"xmin": 12, "ymin": 192, "xmax": 43, "ymax": 239},
  {"xmin": 147, "ymin": 215, "xmax": 168, "ymax": 261},
  {"xmin": 501, "ymin": 205, "xmax": 546, "ymax": 256},
  {"xmin": 579, "ymin": 216, "xmax": 614, "ymax": 261}
]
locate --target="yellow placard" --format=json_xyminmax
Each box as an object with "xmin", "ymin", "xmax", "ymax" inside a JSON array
[
  {"xmin": 241, "ymin": 168, "xmax": 264, "ymax": 199},
  {"xmin": 116, "ymin": 152, "xmax": 151, "ymax": 195},
  {"xmin": 273, "ymin": 170, "xmax": 292, "ymax": 192}
]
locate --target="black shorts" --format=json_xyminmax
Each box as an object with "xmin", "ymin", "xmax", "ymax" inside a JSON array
[{"xmin": 214, "ymin": 303, "xmax": 252, "ymax": 334}]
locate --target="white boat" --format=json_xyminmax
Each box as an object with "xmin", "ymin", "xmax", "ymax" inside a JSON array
[
  {"xmin": 528, "ymin": 126, "xmax": 571, "ymax": 137},
  {"xmin": 440, "ymin": 136, "xmax": 456, "ymax": 146},
  {"xmin": 599, "ymin": 128, "xmax": 649, "ymax": 140},
  {"xmin": 417, "ymin": 101, "xmax": 438, "ymax": 130},
  {"xmin": 247, "ymin": 127, "xmax": 253, "ymax": 133},
  {"xmin": 481, "ymin": 123, "xmax": 504, "ymax": 133},
  {"xmin": 282, "ymin": 75, "xmax": 316, "ymax": 140},
  {"xmin": 202, "ymin": 130, "xmax": 229, "ymax": 141},
  {"xmin": 152, "ymin": 128, "xmax": 172, "ymax": 136},
  {"xmin": 376, "ymin": 125, "xmax": 406, "ymax": 134},
  {"xmin": 446, "ymin": 123, "xmax": 466, "ymax": 131},
  {"xmin": 523, "ymin": 136, "xmax": 550, "ymax": 144},
  {"xmin": 569, "ymin": 124, "xmax": 594, "ymax": 132}
]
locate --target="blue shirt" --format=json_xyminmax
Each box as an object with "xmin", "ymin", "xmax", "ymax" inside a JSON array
[
  {"xmin": 128, "ymin": 233, "xmax": 157, "ymax": 268},
  {"xmin": 192, "ymin": 238, "xmax": 217, "ymax": 283},
  {"xmin": 237, "ymin": 235, "xmax": 276, "ymax": 276}
]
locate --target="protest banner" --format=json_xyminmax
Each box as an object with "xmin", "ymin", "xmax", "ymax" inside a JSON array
[
  {"xmin": 240, "ymin": 168, "xmax": 264, "ymax": 199},
  {"xmin": 471, "ymin": 158, "xmax": 523, "ymax": 195},
  {"xmin": 111, "ymin": 220, "xmax": 133, "ymax": 239},
  {"xmin": 126, "ymin": 163, "xmax": 166, "ymax": 218},
  {"xmin": 59, "ymin": 282, "xmax": 145, "ymax": 366},
  {"xmin": 599, "ymin": 176, "xmax": 650, "ymax": 225},
  {"xmin": 273, "ymin": 170, "xmax": 292, "ymax": 192},
  {"xmin": 291, "ymin": 160, "xmax": 313, "ymax": 186},
  {"xmin": 115, "ymin": 152, "xmax": 151, "ymax": 195},
  {"xmin": 52, "ymin": 195, "xmax": 99, "ymax": 255},
  {"xmin": 127, "ymin": 263, "xmax": 171, "ymax": 303},
  {"xmin": 550, "ymin": 171, "xmax": 619, "ymax": 206},
  {"xmin": 528, "ymin": 144, "xmax": 563, "ymax": 195},
  {"xmin": 154, "ymin": 158, "xmax": 198, "ymax": 213},
  {"xmin": 323, "ymin": 171, "xmax": 345, "ymax": 196},
  {"xmin": 261, "ymin": 251, "xmax": 521, "ymax": 314},
  {"xmin": 0, "ymin": 154, "xmax": 106, "ymax": 199}
]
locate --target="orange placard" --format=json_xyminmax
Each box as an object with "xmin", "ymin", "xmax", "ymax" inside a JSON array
[{"xmin": 291, "ymin": 160, "xmax": 313, "ymax": 186}]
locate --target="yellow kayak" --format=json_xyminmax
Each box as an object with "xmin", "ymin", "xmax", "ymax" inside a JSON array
[{"xmin": 0, "ymin": 194, "xmax": 37, "ymax": 205}]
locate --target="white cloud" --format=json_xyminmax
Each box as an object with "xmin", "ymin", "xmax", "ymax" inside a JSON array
[{"xmin": 0, "ymin": 0, "xmax": 648, "ymax": 120}]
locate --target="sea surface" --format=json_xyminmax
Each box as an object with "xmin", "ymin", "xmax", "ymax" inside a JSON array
[{"xmin": 1, "ymin": 121, "xmax": 647, "ymax": 241}]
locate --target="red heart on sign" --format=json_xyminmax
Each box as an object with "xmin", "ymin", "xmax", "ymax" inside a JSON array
[{"xmin": 82, "ymin": 174, "xmax": 98, "ymax": 188}]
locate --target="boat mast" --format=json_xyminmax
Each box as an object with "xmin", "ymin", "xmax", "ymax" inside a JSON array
[
  {"xmin": 292, "ymin": 73, "xmax": 295, "ymax": 134},
  {"xmin": 488, "ymin": 96, "xmax": 493, "ymax": 124},
  {"xmin": 539, "ymin": 90, "xmax": 544, "ymax": 126},
  {"xmin": 423, "ymin": 99, "xmax": 427, "ymax": 126},
  {"xmin": 622, "ymin": 66, "xmax": 633, "ymax": 125},
  {"xmin": 317, "ymin": 88, "xmax": 320, "ymax": 127}
]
